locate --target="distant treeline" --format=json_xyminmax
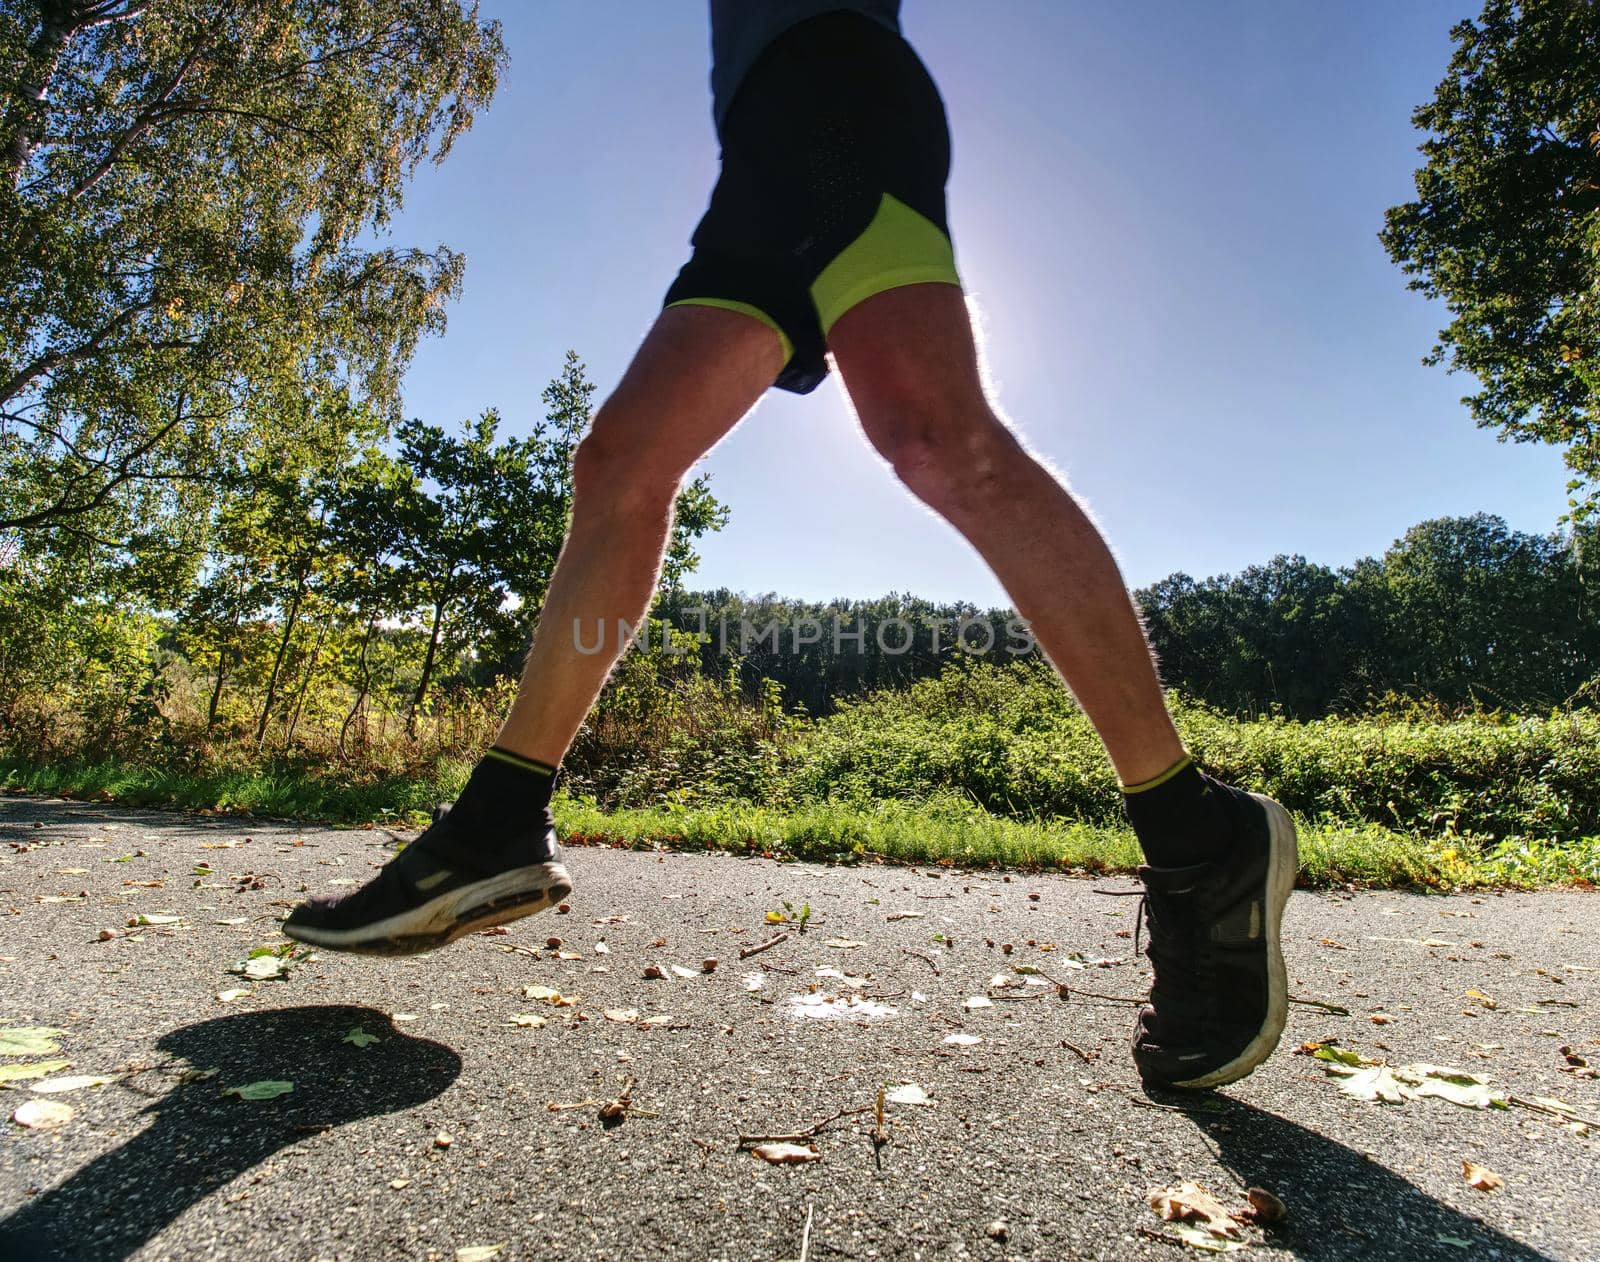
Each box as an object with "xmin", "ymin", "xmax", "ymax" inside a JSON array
[{"xmin": 655, "ymin": 513, "xmax": 1600, "ymax": 718}]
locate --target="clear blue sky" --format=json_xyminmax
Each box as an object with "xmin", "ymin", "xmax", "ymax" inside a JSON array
[{"xmin": 387, "ymin": 0, "xmax": 1569, "ymax": 603}]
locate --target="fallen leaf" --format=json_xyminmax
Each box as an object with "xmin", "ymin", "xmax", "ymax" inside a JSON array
[
  {"xmin": 750, "ymin": 1142, "xmax": 820, "ymax": 1164},
  {"xmin": 603, "ymin": 1009, "xmax": 640, "ymax": 1024},
  {"xmin": 669, "ymin": 965, "xmax": 698, "ymax": 979},
  {"xmin": 1165, "ymin": 1224, "xmax": 1248, "ymax": 1253},
  {"xmin": 231, "ymin": 956, "xmax": 288, "ymax": 981},
  {"xmin": 638, "ymin": 1015, "xmax": 673, "ymax": 1028},
  {"xmin": 11, "ymin": 1099, "xmax": 74, "ymax": 1129},
  {"xmin": 1461, "ymin": 1161, "xmax": 1503, "ymax": 1192},
  {"xmin": 886, "ymin": 1083, "xmax": 934, "ymax": 1107},
  {"xmin": 392, "ymin": 1013, "xmax": 419, "ymax": 1022},
  {"xmin": 825, "ymin": 939, "xmax": 866, "ymax": 949},
  {"xmin": 963, "ymin": 996, "xmax": 993, "ymax": 1010},
  {"xmin": 223, "ymin": 1080, "xmax": 294, "ymax": 1101},
  {"xmin": 521, "ymin": 985, "xmax": 577, "ymax": 1006},
  {"xmin": 0, "ymin": 1061, "xmax": 71, "ymax": 1084},
  {"xmin": 1244, "ymin": 1186, "xmax": 1288, "ymax": 1224},
  {"xmin": 456, "ymin": 1246, "xmax": 507, "ymax": 1262},
  {"xmin": 943, "ymin": 1033, "xmax": 982, "ymax": 1046},
  {"xmin": 134, "ymin": 913, "xmax": 180, "ymax": 927},
  {"xmin": 1149, "ymin": 1182, "xmax": 1244, "ymax": 1240},
  {"xmin": 0, "ymin": 1028, "xmax": 64, "ymax": 1056},
  {"xmin": 215, "ymin": 988, "xmax": 250, "ymax": 1003},
  {"xmin": 29, "ymin": 1075, "xmax": 114, "ymax": 1094},
  {"xmin": 507, "ymin": 1014, "xmax": 547, "ymax": 1028},
  {"xmin": 343, "ymin": 1028, "xmax": 380, "ymax": 1048},
  {"xmin": 1338, "ymin": 1064, "xmax": 1409, "ymax": 1104}
]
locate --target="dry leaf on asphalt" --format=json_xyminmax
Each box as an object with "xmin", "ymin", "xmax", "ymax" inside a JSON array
[
  {"xmin": 886, "ymin": 1083, "xmax": 934, "ymax": 1107},
  {"xmin": 521, "ymin": 985, "xmax": 577, "ymax": 1006},
  {"xmin": 223, "ymin": 1080, "xmax": 294, "ymax": 1101},
  {"xmin": 11, "ymin": 1099, "xmax": 75, "ymax": 1129},
  {"xmin": 1149, "ymin": 1182, "xmax": 1244, "ymax": 1240},
  {"xmin": 1462, "ymin": 1161, "xmax": 1504, "ymax": 1192},
  {"xmin": 29, "ymin": 1075, "xmax": 114, "ymax": 1094},
  {"xmin": 456, "ymin": 1246, "xmax": 506, "ymax": 1262},
  {"xmin": 825, "ymin": 939, "xmax": 866, "ymax": 949},
  {"xmin": 507, "ymin": 1014, "xmax": 547, "ymax": 1028},
  {"xmin": 943, "ymin": 1033, "xmax": 982, "ymax": 1046},
  {"xmin": 604, "ymin": 1009, "xmax": 640, "ymax": 1024},
  {"xmin": 750, "ymin": 1142, "xmax": 820, "ymax": 1164},
  {"xmin": 1243, "ymin": 1187, "xmax": 1288, "ymax": 1225},
  {"xmin": 0, "ymin": 1028, "xmax": 64, "ymax": 1056},
  {"xmin": 0, "ymin": 1061, "xmax": 71, "ymax": 1084},
  {"xmin": 669, "ymin": 965, "xmax": 698, "ymax": 979}
]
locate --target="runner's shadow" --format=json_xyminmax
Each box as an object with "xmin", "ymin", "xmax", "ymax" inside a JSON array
[
  {"xmin": 0, "ymin": 1005, "xmax": 460, "ymax": 1262},
  {"xmin": 1191, "ymin": 1096, "xmax": 1556, "ymax": 1261}
]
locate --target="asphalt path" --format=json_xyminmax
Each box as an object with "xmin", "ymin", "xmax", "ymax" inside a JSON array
[{"xmin": 0, "ymin": 796, "xmax": 1595, "ymax": 1262}]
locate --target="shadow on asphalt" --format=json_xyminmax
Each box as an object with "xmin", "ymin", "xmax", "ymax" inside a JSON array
[
  {"xmin": 1194, "ymin": 1097, "xmax": 1554, "ymax": 1260},
  {"xmin": 0, "ymin": 1005, "xmax": 460, "ymax": 1262}
]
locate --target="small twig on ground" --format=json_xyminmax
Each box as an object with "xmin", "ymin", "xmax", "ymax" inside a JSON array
[
  {"xmin": 798, "ymin": 1203, "xmax": 815, "ymax": 1262},
  {"xmin": 1059, "ymin": 984, "xmax": 1144, "ymax": 1005},
  {"xmin": 1127, "ymin": 1094, "xmax": 1218, "ymax": 1114},
  {"xmin": 740, "ymin": 931, "xmax": 790, "ymax": 960},
  {"xmin": 1510, "ymin": 1094, "xmax": 1600, "ymax": 1128},
  {"xmin": 737, "ymin": 1104, "xmax": 872, "ymax": 1149},
  {"xmin": 1289, "ymin": 995, "xmax": 1350, "ymax": 1015},
  {"xmin": 914, "ymin": 892, "xmax": 956, "ymax": 900},
  {"xmin": 1060, "ymin": 1039, "xmax": 1093, "ymax": 1063},
  {"xmin": 901, "ymin": 948, "xmax": 942, "ymax": 975}
]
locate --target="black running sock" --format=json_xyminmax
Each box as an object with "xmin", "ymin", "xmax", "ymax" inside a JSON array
[
  {"xmin": 434, "ymin": 746, "xmax": 558, "ymax": 859},
  {"xmin": 1122, "ymin": 757, "xmax": 1234, "ymax": 869}
]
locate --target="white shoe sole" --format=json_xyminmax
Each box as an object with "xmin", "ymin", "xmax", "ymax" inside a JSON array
[
  {"xmin": 283, "ymin": 862, "xmax": 573, "ymax": 956},
  {"xmin": 1169, "ymin": 795, "xmax": 1298, "ymax": 1090}
]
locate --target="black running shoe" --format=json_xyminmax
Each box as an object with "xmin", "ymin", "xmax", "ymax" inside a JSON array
[
  {"xmin": 283, "ymin": 807, "xmax": 572, "ymax": 956},
  {"xmin": 1131, "ymin": 789, "xmax": 1298, "ymax": 1090}
]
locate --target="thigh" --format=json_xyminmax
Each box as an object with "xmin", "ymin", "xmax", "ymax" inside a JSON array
[
  {"xmin": 589, "ymin": 303, "xmax": 784, "ymax": 476},
  {"xmin": 828, "ymin": 281, "xmax": 988, "ymax": 426}
]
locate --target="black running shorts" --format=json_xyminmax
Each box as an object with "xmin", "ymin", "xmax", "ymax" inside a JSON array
[{"xmin": 663, "ymin": 11, "xmax": 961, "ymax": 394}]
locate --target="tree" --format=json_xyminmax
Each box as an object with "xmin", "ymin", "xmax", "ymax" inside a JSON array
[
  {"xmin": 1381, "ymin": 0, "xmax": 1600, "ymax": 516},
  {"xmin": 0, "ymin": 0, "xmax": 505, "ymax": 546}
]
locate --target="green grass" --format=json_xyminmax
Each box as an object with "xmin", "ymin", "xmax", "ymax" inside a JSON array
[
  {"xmin": 0, "ymin": 756, "xmax": 460, "ymax": 825},
  {"xmin": 10, "ymin": 756, "xmax": 1593, "ymax": 890}
]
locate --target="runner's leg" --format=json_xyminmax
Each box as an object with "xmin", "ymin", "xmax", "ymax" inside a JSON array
[
  {"xmin": 495, "ymin": 303, "xmax": 783, "ymax": 764},
  {"xmin": 828, "ymin": 282, "xmax": 1184, "ymax": 788}
]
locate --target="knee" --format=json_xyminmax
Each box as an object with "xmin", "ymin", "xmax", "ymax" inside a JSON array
[
  {"xmin": 572, "ymin": 414, "xmax": 681, "ymax": 513},
  {"xmin": 861, "ymin": 394, "xmax": 1024, "ymax": 515}
]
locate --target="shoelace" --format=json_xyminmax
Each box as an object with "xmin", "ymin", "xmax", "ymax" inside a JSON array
[{"xmin": 1105, "ymin": 885, "xmax": 1206, "ymax": 1011}]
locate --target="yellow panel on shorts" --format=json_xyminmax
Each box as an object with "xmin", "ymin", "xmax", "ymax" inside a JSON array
[{"xmin": 810, "ymin": 193, "xmax": 961, "ymax": 335}]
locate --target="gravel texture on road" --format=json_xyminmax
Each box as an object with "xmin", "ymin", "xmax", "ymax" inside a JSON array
[{"xmin": 0, "ymin": 796, "xmax": 1595, "ymax": 1262}]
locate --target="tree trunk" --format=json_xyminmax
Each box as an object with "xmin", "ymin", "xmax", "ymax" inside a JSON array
[
  {"xmin": 206, "ymin": 648, "xmax": 227, "ymax": 728},
  {"xmin": 255, "ymin": 570, "xmax": 307, "ymax": 746},
  {"xmin": 6, "ymin": 1, "xmax": 77, "ymax": 184},
  {"xmin": 338, "ymin": 614, "xmax": 379, "ymax": 759},
  {"xmin": 283, "ymin": 612, "xmax": 332, "ymax": 750},
  {"xmin": 408, "ymin": 597, "xmax": 447, "ymax": 739}
]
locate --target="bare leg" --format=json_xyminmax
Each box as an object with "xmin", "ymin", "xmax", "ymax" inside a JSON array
[
  {"xmin": 829, "ymin": 284, "xmax": 1185, "ymax": 786},
  {"xmin": 495, "ymin": 305, "xmax": 783, "ymax": 764}
]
